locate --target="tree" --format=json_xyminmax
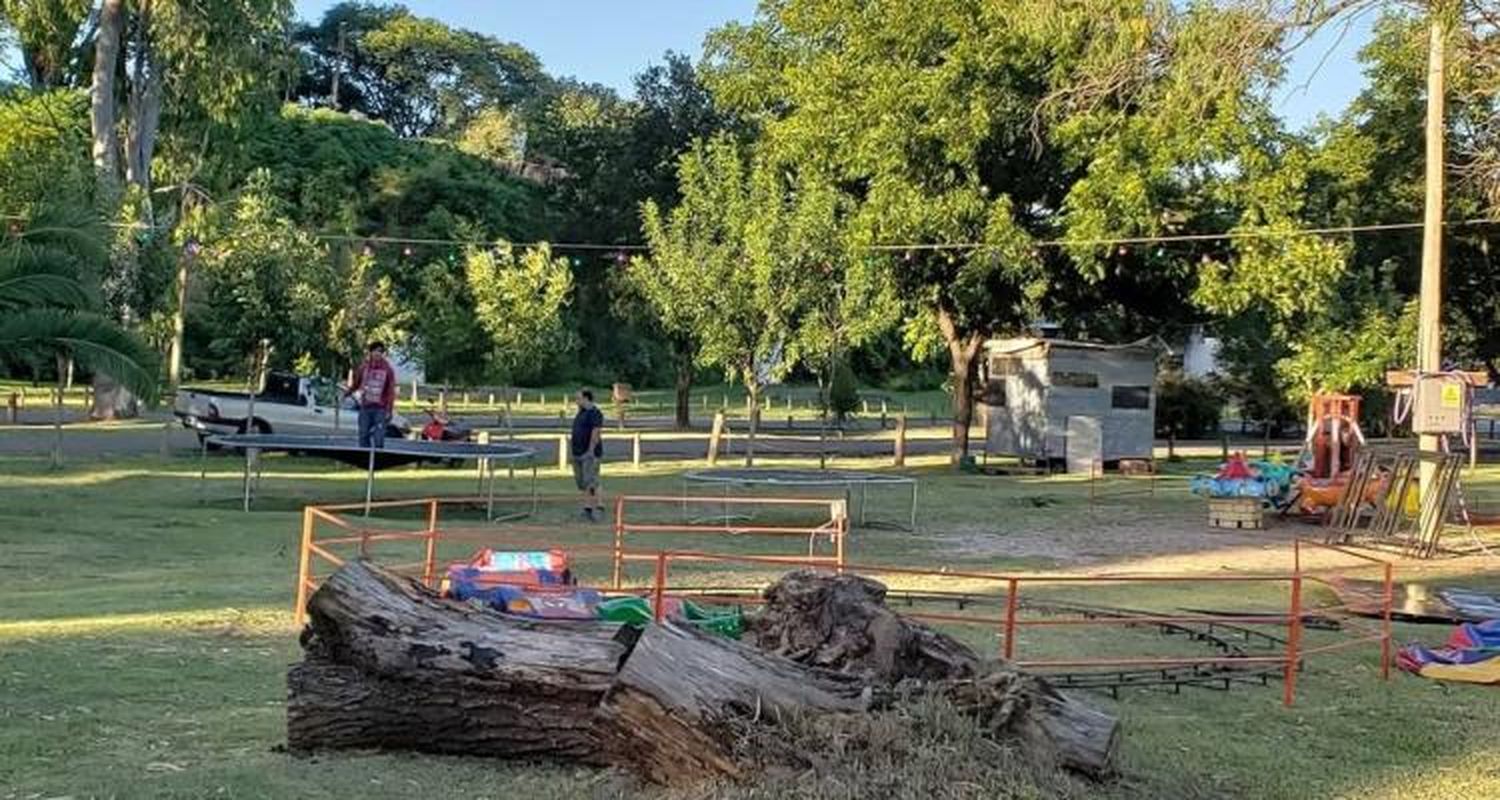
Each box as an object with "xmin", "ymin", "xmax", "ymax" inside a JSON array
[
  {"xmin": 705, "ymin": 0, "xmax": 1299, "ymax": 463},
  {"xmin": 196, "ymin": 170, "xmax": 336, "ymax": 374},
  {"xmin": 86, "ymin": 0, "xmax": 293, "ymax": 418},
  {"xmin": 463, "ymin": 242, "xmax": 574, "ymax": 385},
  {"xmin": 636, "ymin": 135, "xmax": 894, "ymax": 459},
  {"xmin": 0, "ymin": 0, "xmax": 93, "ymax": 89},
  {"xmin": 293, "ymin": 2, "xmax": 546, "ymax": 138},
  {"xmin": 0, "ymin": 207, "xmax": 158, "ymax": 464}
]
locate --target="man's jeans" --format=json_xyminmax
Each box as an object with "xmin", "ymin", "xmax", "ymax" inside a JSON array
[{"xmin": 358, "ymin": 407, "xmax": 389, "ymax": 448}]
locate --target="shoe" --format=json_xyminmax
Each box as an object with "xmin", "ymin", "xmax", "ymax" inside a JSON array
[{"xmin": 581, "ymin": 508, "xmax": 596, "ymax": 522}]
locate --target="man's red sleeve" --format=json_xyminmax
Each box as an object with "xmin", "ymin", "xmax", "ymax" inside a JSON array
[
  {"xmin": 382, "ymin": 364, "xmax": 397, "ymax": 412},
  {"xmin": 351, "ymin": 364, "xmax": 366, "ymax": 394}
]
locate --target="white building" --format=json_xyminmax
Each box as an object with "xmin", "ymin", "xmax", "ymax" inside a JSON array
[{"xmin": 980, "ymin": 338, "xmax": 1159, "ymax": 471}]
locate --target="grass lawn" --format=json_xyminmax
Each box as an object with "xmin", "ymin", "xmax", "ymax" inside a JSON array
[{"xmin": 4, "ymin": 447, "xmax": 1500, "ymax": 799}]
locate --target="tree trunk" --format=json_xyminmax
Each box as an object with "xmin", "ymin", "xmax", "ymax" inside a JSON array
[
  {"xmin": 89, "ymin": 373, "xmax": 138, "ymax": 421},
  {"xmin": 673, "ymin": 359, "xmax": 693, "ymax": 430},
  {"xmin": 288, "ymin": 562, "xmax": 1121, "ymax": 783},
  {"xmin": 123, "ymin": 0, "xmax": 162, "ymax": 201},
  {"xmin": 595, "ymin": 622, "xmax": 871, "ymax": 784},
  {"xmin": 90, "ymin": 0, "xmax": 123, "ymax": 182},
  {"xmin": 745, "ymin": 380, "xmax": 761, "ymax": 467},
  {"xmin": 287, "ymin": 560, "xmax": 627, "ymax": 757},
  {"xmin": 936, "ymin": 308, "xmax": 984, "ymax": 466},
  {"xmin": 51, "ymin": 353, "xmax": 66, "ymax": 469},
  {"xmin": 167, "ymin": 248, "xmax": 192, "ymax": 391}
]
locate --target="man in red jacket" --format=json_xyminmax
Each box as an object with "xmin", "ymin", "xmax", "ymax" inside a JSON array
[{"xmin": 349, "ymin": 341, "xmax": 397, "ymax": 448}]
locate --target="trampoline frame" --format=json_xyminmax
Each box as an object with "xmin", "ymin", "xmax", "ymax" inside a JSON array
[
  {"xmin": 202, "ymin": 434, "xmax": 537, "ymax": 519},
  {"xmin": 681, "ymin": 467, "xmax": 918, "ymax": 531}
]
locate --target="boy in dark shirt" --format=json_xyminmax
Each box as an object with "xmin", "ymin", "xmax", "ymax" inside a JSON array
[{"xmin": 570, "ymin": 388, "xmax": 605, "ymax": 521}]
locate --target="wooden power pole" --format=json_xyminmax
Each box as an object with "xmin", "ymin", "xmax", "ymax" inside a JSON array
[{"xmin": 1417, "ymin": 11, "xmax": 1449, "ymax": 499}]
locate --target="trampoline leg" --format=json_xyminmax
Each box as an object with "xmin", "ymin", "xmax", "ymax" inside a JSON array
[
  {"xmin": 910, "ymin": 480, "xmax": 918, "ymax": 531},
  {"xmin": 485, "ymin": 457, "xmax": 496, "ymax": 521},
  {"xmin": 241, "ymin": 447, "xmax": 255, "ymax": 512},
  {"xmin": 198, "ymin": 437, "xmax": 208, "ymax": 505},
  {"xmin": 530, "ymin": 461, "xmax": 539, "ymax": 519},
  {"xmin": 364, "ymin": 447, "xmax": 376, "ymax": 518}
]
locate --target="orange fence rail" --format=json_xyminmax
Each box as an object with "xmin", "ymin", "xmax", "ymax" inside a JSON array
[
  {"xmin": 293, "ymin": 498, "xmax": 1389, "ymax": 708},
  {"xmin": 294, "ymin": 493, "xmax": 849, "ymax": 624}
]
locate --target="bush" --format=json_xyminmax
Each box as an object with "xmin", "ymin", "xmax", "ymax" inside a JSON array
[
  {"xmin": 1156, "ymin": 371, "xmax": 1224, "ymax": 440},
  {"xmin": 826, "ymin": 359, "xmax": 860, "ymax": 422}
]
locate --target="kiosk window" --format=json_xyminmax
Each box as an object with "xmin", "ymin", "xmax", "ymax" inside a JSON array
[{"xmin": 1111, "ymin": 385, "xmax": 1151, "ymax": 409}]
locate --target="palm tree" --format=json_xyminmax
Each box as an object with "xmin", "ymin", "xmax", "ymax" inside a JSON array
[{"xmin": 0, "ymin": 207, "xmax": 159, "ymax": 465}]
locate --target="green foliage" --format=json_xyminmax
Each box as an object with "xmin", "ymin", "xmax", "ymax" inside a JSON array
[
  {"xmin": 825, "ymin": 358, "xmax": 860, "ymax": 422},
  {"xmin": 0, "ymin": 0, "xmax": 92, "ymax": 88},
  {"xmin": 703, "ymin": 0, "xmax": 1293, "ymax": 413},
  {"xmin": 196, "ymin": 170, "xmax": 336, "ymax": 373},
  {"xmin": 294, "ymin": 2, "xmax": 546, "ymax": 138},
  {"xmin": 0, "ymin": 210, "xmax": 157, "ymax": 401},
  {"xmin": 635, "ymin": 135, "xmax": 892, "ymax": 395},
  {"xmin": 0, "ymin": 89, "xmax": 92, "ymax": 212},
  {"xmin": 1277, "ymin": 300, "xmax": 1417, "ymax": 400},
  {"xmin": 1154, "ymin": 371, "xmax": 1224, "ymax": 440},
  {"xmin": 463, "ymin": 243, "xmax": 574, "ymax": 383},
  {"xmin": 456, "ymin": 107, "xmax": 526, "ymax": 166}
]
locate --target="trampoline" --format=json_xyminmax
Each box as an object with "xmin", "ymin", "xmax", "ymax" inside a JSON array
[
  {"xmin": 682, "ymin": 467, "xmax": 918, "ymax": 530},
  {"xmin": 203, "ymin": 434, "xmax": 536, "ymax": 518}
]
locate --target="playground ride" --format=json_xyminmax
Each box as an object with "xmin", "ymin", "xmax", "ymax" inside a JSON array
[
  {"xmin": 292, "ymin": 496, "xmax": 1395, "ymax": 706},
  {"xmin": 204, "ymin": 433, "xmax": 536, "ymax": 517},
  {"xmin": 1293, "ymin": 394, "xmax": 1370, "ymax": 515}
]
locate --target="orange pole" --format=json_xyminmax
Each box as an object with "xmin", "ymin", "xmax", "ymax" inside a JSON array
[
  {"xmin": 1284, "ymin": 575, "xmax": 1303, "ymax": 707},
  {"xmin": 835, "ymin": 512, "xmax": 846, "ymax": 574},
  {"xmin": 422, "ymin": 499, "xmax": 440, "ymax": 588},
  {"xmin": 1003, "ymin": 577, "xmax": 1020, "ymax": 660},
  {"xmin": 652, "ymin": 552, "xmax": 668, "ymax": 623},
  {"xmin": 294, "ymin": 508, "xmax": 315, "ymax": 626},
  {"xmin": 612, "ymin": 495, "xmax": 626, "ymax": 590},
  {"xmin": 1381, "ymin": 562, "xmax": 1394, "ymax": 681}
]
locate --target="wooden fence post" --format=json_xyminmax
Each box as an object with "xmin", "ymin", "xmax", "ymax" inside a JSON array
[
  {"xmin": 5, "ymin": 393, "xmax": 16, "ymax": 424},
  {"xmin": 410, "ymin": 378, "xmax": 418, "ymax": 403},
  {"xmin": 707, "ymin": 411, "xmax": 726, "ymax": 465},
  {"xmin": 894, "ymin": 415, "xmax": 907, "ymax": 467},
  {"xmin": 632, "ymin": 433, "xmax": 642, "ymax": 469},
  {"xmin": 557, "ymin": 434, "xmax": 569, "ymax": 471}
]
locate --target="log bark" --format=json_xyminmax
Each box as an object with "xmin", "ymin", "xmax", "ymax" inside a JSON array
[
  {"xmin": 596, "ymin": 621, "xmax": 870, "ymax": 784},
  {"xmin": 745, "ymin": 570, "xmax": 1119, "ymax": 777},
  {"xmin": 287, "ymin": 560, "xmax": 627, "ymax": 758},
  {"xmin": 288, "ymin": 563, "xmax": 1119, "ymax": 783}
]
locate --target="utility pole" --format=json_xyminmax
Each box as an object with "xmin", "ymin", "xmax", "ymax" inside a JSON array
[
  {"xmin": 1417, "ymin": 9, "xmax": 1449, "ymax": 499},
  {"xmin": 330, "ymin": 21, "xmax": 347, "ymax": 110}
]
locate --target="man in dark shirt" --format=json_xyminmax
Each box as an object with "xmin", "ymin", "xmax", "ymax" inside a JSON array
[{"xmin": 570, "ymin": 388, "xmax": 605, "ymax": 521}]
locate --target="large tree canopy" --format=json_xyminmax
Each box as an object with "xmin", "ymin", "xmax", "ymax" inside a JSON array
[{"xmin": 702, "ymin": 0, "xmax": 1307, "ymax": 459}]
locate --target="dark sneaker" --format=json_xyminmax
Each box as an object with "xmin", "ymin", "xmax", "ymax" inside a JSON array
[{"xmin": 581, "ymin": 508, "xmax": 596, "ymax": 522}]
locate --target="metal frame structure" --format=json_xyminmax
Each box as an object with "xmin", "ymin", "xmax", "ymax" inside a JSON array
[
  {"xmin": 293, "ymin": 502, "xmax": 1394, "ymax": 707},
  {"xmin": 681, "ymin": 467, "xmax": 918, "ymax": 531},
  {"xmin": 204, "ymin": 434, "xmax": 536, "ymax": 518}
]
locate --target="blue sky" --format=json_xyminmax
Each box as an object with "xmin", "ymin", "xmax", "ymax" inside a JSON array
[{"xmin": 295, "ymin": 1, "xmax": 1372, "ymax": 129}]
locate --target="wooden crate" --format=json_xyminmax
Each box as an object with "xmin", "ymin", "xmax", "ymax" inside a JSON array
[{"xmin": 1207, "ymin": 497, "xmax": 1263, "ymax": 530}]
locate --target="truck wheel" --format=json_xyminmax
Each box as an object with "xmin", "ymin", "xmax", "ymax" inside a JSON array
[{"xmin": 240, "ymin": 419, "xmax": 271, "ymax": 436}]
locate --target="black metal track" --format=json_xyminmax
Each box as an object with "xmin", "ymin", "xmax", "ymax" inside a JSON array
[{"xmin": 658, "ymin": 585, "xmax": 1298, "ymax": 696}]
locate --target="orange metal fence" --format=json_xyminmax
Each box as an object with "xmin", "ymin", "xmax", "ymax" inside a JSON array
[
  {"xmin": 293, "ymin": 498, "xmax": 1390, "ymax": 707},
  {"xmin": 294, "ymin": 493, "xmax": 849, "ymax": 624}
]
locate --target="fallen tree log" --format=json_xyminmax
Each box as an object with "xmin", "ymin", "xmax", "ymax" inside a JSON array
[
  {"xmin": 286, "ymin": 559, "xmax": 626, "ymax": 758},
  {"xmin": 745, "ymin": 570, "xmax": 1120, "ymax": 776},
  {"xmin": 287, "ymin": 562, "xmax": 1119, "ymax": 783},
  {"xmin": 596, "ymin": 621, "xmax": 871, "ymax": 784}
]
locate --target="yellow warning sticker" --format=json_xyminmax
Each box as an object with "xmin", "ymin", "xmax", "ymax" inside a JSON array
[{"xmin": 1441, "ymin": 383, "xmax": 1463, "ymax": 408}]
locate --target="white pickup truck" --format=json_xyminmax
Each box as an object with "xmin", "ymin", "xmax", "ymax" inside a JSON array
[{"xmin": 174, "ymin": 372, "xmax": 410, "ymax": 441}]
